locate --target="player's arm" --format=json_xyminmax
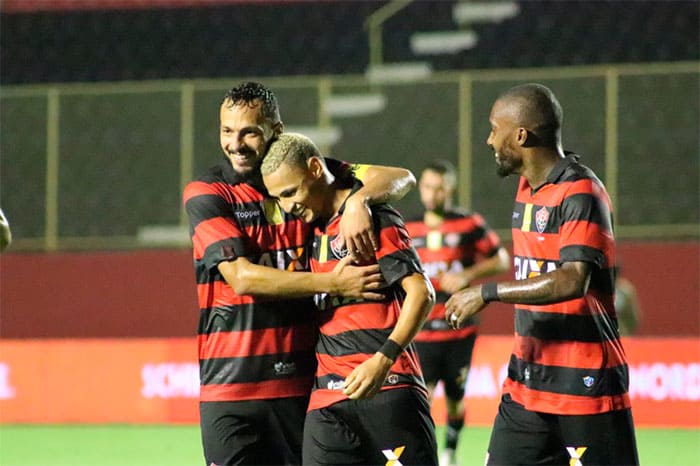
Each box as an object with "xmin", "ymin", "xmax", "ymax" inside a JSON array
[
  {"xmin": 218, "ymin": 254, "xmax": 384, "ymax": 300},
  {"xmin": 440, "ymin": 247, "xmax": 510, "ymax": 294},
  {"xmin": 445, "ymin": 261, "xmax": 592, "ymax": 328},
  {"xmin": 340, "ymin": 164, "xmax": 416, "ymax": 261},
  {"xmin": 0, "ymin": 208, "xmax": 11, "ymax": 252},
  {"xmin": 343, "ymin": 273, "xmax": 435, "ymax": 399}
]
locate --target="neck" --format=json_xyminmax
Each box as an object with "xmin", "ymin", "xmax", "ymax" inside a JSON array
[
  {"xmin": 522, "ymin": 147, "xmax": 564, "ymax": 190},
  {"xmin": 424, "ymin": 210, "xmax": 444, "ymax": 228},
  {"xmin": 320, "ymin": 185, "xmax": 352, "ymax": 223}
]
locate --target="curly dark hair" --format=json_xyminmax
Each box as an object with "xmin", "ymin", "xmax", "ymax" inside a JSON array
[{"xmin": 222, "ymin": 82, "xmax": 281, "ymax": 124}]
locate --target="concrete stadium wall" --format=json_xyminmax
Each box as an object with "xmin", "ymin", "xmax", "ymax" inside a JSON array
[{"xmin": 1, "ymin": 241, "xmax": 697, "ymax": 338}]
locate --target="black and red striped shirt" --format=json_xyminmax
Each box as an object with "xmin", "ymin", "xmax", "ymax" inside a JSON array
[
  {"xmin": 505, "ymin": 153, "xmax": 630, "ymax": 415},
  {"xmin": 307, "ymin": 185, "xmax": 427, "ymax": 411},
  {"xmin": 183, "ymin": 158, "xmax": 322, "ymax": 403},
  {"xmin": 405, "ymin": 211, "xmax": 502, "ymax": 342}
]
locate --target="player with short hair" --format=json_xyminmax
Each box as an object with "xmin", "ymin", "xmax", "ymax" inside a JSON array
[
  {"xmin": 405, "ymin": 160, "xmax": 509, "ymax": 466},
  {"xmin": 183, "ymin": 82, "xmax": 417, "ymax": 466},
  {"xmin": 445, "ymin": 83, "xmax": 639, "ymax": 465},
  {"xmin": 262, "ymin": 132, "xmax": 439, "ymax": 466}
]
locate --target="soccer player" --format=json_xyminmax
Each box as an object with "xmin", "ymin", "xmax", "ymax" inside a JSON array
[
  {"xmin": 445, "ymin": 83, "xmax": 639, "ymax": 465},
  {"xmin": 405, "ymin": 160, "xmax": 509, "ymax": 466},
  {"xmin": 183, "ymin": 82, "xmax": 417, "ymax": 466},
  {"xmin": 261, "ymin": 133, "xmax": 439, "ymax": 466}
]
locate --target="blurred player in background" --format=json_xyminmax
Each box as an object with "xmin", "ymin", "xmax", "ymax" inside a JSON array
[
  {"xmin": 445, "ymin": 83, "xmax": 639, "ymax": 465},
  {"xmin": 183, "ymin": 82, "xmax": 416, "ymax": 466},
  {"xmin": 405, "ymin": 160, "xmax": 509, "ymax": 466},
  {"xmin": 262, "ymin": 133, "xmax": 439, "ymax": 466},
  {"xmin": 0, "ymin": 208, "xmax": 11, "ymax": 252}
]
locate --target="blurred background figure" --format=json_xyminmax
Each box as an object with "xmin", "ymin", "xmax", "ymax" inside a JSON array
[
  {"xmin": 405, "ymin": 160, "xmax": 509, "ymax": 466},
  {"xmin": 0, "ymin": 208, "xmax": 11, "ymax": 252},
  {"xmin": 615, "ymin": 264, "xmax": 642, "ymax": 336}
]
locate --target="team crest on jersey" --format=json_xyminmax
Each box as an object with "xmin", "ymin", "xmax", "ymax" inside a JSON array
[
  {"xmin": 329, "ymin": 235, "xmax": 349, "ymax": 259},
  {"xmin": 582, "ymin": 376, "xmax": 595, "ymax": 388},
  {"xmin": 535, "ymin": 206, "xmax": 549, "ymax": 233}
]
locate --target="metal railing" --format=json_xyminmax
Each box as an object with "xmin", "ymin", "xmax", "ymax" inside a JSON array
[{"xmin": 1, "ymin": 61, "xmax": 698, "ymax": 252}]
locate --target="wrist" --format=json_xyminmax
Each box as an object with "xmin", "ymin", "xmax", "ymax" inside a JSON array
[
  {"xmin": 377, "ymin": 338, "xmax": 403, "ymax": 362},
  {"xmin": 481, "ymin": 282, "xmax": 499, "ymax": 303}
]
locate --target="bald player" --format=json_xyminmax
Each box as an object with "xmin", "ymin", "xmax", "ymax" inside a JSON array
[{"xmin": 445, "ymin": 83, "xmax": 639, "ymax": 466}]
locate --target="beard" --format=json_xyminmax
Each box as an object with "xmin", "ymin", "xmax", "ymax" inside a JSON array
[
  {"xmin": 494, "ymin": 141, "xmax": 520, "ymax": 178},
  {"xmin": 495, "ymin": 159, "xmax": 512, "ymax": 178}
]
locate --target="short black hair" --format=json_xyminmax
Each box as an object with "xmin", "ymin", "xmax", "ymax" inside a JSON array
[
  {"xmin": 498, "ymin": 83, "xmax": 563, "ymax": 148},
  {"xmin": 423, "ymin": 159, "xmax": 456, "ymax": 178},
  {"xmin": 222, "ymin": 82, "xmax": 281, "ymax": 124}
]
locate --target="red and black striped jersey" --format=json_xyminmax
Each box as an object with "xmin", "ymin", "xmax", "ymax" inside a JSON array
[
  {"xmin": 505, "ymin": 153, "xmax": 630, "ymax": 415},
  {"xmin": 405, "ymin": 210, "xmax": 502, "ymax": 342},
  {"xmin": 183, "ymin": 158, "xmax": 344, "ymax": 403},
  {"xmin": 307, "ymin": 186, "xmax": 427, "ymax": 411}
]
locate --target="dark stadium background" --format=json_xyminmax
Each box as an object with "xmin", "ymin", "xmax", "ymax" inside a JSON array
[{"xmin": 0, "ymin": 1, "xmax": 698, "ymax": 463}]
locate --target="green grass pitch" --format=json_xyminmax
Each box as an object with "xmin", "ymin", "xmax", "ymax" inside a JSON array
[{"xmin": 0, "ymin": 425, "xmax": 698, "ymax": 465}]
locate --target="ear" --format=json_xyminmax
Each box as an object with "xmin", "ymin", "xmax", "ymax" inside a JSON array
[
  {"xmin": 307, "ymin": 156, "xmax": 325, "ymax": 180},
  {"xmin": 515, "ymin": 127, "xmax": 529, "ymax": 146},
  {"xmin": 273, "ymin": 120, "xmax": 284, "ymax": 136}
]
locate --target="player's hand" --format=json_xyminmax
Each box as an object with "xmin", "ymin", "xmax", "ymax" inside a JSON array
[
  {"xmin": 337, "ymin": 194, "xmax": 378, "ymax": 263},
  {"xmin": 330, "ymin": 255, "xmax": 385, "ymax": 300},
  {"xmin": 439, "ymin": 272, "xmax": 471, "ymax": 294},
  {"xmin": 444, "ymin": 286, "xmax": 487, "ymax": 329},
  {"xmin": 342, "ymin": 353, "xmax": 393, "ymax": 399}
]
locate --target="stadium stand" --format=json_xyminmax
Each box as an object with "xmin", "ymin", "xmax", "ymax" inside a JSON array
[{"xmin": 1, "ymin": 0, "xmax": 698, "ymax": 84}]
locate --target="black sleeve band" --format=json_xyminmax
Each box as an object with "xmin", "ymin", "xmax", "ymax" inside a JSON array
[
  {"xmin": 378, "ymin": 339, "xmax": 403, "ymax": 361},
  {"xmin": 481, "ymin": 282, "xmax": 499, "ymax": 303}
]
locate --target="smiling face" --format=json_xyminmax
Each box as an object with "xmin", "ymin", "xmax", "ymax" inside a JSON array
[
  {"xmin": 263, "ymin": 158, "xmax": 325, "ymax": 223},
  {"xmin": 219, "ymin": 100, "xmax": 280, "ymax": 176},
  {"xmin": 486, "ymin": 98, "xmax": 524, "ymax": 178}
]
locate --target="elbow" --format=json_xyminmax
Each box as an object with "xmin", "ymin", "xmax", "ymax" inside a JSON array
[
  {"xmin": 220, "ymin": 258, "xmax": 255, "ymax": 295},
  {"xmin": 403, "ymin": 169, "xmax": 417, "ymax": 190},
  {"xmin": 419, "ymin": 276, "xmax": 436, "ymax": 319}
]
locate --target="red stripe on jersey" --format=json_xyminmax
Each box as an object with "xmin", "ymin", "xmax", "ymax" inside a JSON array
[
  {"xmin": 511, "ymin": 230, "xmax": 559, "ymax": 259},
  {"xmin": 200, "ymin": 377, "xmax": 312, "ymax": 402},
  {"xmin": 560, "ymin": 220, "xmax": 613, "ymax": 253},
  {"xmin": 307, "ymin": 385, "xmax": 413, "ymax": 412},
  {"xmin": 413, "ymin": 326, "xmax": 476, "ymax": 342},
  {"xmin": 503, "ymin": 379, "xmax": 631, "ymax": 415},
  {"xmin": 515, "ymin": 298, "xmax": 588, "ymax": 315},
  {"xmin": 315, "ymin": 351, "xmax": 421, "ymax": 379},
  {"xmin": 192, "ymin": 216, "xmax": 242, "ymax": 259},
  {"xmin": 196, "ymin": 281, "xmax": 254, "ymax": 308},
  {"xmin": 512, "ymin": 335, "xmax": 628, "ymax": 369},
  {"xmin": 561, "ymin": 178, "xmax": 613, "ymax": 211},
  {"xmin": 199, "ymin": 324, "xmax": 317, "ymax": 360},
  {"xmin": 319, "ymin": 301, "xmax": 400, "ymax": 336},
  {"xmin": 375, "ymin": 224, "xmax": 412, "ymax": 260}
]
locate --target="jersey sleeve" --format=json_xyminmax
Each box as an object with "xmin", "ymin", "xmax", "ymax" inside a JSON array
[
  {"xmin": 183, "ymin": 181, "xmax": 248, "ymax": 271},
  {"xmin": 373, "ymin": 205, "xmax": 424, "ymax": 286},
  {"xmin": 558, "ymin": 179, "xmax": 613, "ymax": 269}
]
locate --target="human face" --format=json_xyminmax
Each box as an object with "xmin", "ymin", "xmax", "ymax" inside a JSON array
[
  {"xmin": 220, "ymin": 101, "xmax": 278, "ymax": 176},
  {"xmin": 419, "ymin": 169, "xmax": 453, "ymax": 213},
  {"xmin": 487, "ymin": 99, "xmax": 523, "ymax": 178},
  {"xmin": 263, "ymin": 160, "xmax": 323, "ymax": 223}
]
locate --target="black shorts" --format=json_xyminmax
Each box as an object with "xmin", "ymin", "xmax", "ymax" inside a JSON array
[
  {"xmin": 303, "ymin": 388, "xmax": 438, "ymax": 466},
  {"xmin": 200, "ymin": 396, "xmax": 308, "ymax": 466},
  {"xmin": 486, "ymin": 394, "xmax": 639, "ymax": 466},
  {"xmin": 414, "ymin": 334, "xmax": 477, "ymax": 400}
]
